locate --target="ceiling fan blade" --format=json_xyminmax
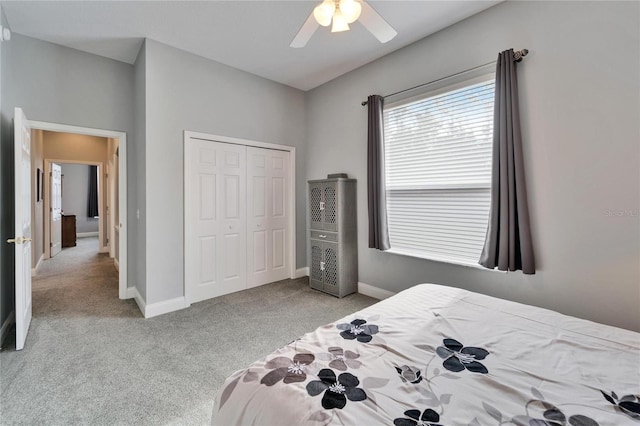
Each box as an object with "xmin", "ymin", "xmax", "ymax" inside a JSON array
[
  {"xmin": 290, "ymin": 12, "xmax": 320, "ymax": 48},
  {"xmin": 359, "ymin": 1, "xmax": 397, "ymax": 43}
]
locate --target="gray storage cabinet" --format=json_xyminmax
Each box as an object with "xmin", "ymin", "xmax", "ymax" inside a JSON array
[{"xmin": 308, "ymin": 178, "xmax": 357, "ymax": 297}]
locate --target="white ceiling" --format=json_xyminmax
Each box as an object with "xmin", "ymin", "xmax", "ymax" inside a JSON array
[{"xmin": 1, "ymin": 1, "xmax": 500, "ymax": 91}]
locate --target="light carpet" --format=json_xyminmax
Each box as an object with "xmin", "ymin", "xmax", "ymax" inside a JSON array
[{"xmin": 0, "ymin": 237, "xmax": 376, "ymax": 425}]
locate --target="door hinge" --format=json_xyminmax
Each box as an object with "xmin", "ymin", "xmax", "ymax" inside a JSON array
[{"xmin": 50, "ymin": 242, "xmax": 53, "ymax": 247}]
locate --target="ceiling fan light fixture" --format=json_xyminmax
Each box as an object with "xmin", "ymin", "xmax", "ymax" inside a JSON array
[
  {"xmin": 331, "ymin": 9, "xmax": 350, "ymax": 32},
  {"xmin": 291, "ymin": 0, "xmax": 396, "ymax": 48},
  {"xmin": 313, "ymin": 0, "xmax": 336, "ymax": 27},
  {"xmin": 339, "ymin": 0, "xmax": 362, "ymax": 24}
]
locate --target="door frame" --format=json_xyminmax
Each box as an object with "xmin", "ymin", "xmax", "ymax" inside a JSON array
[
  {"xmin": 44, "ymin": 159, "xmax": 105, "ymax": 254},
  {"xmin": 183, "ymin": 130, "xmax": 296, "ymax": 304},
  {"xmin": 30, "ymin": 121, "xmax": 128, "ymax": 299}
]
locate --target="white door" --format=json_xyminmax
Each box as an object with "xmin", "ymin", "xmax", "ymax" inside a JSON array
[
  {"xmin": 12, "ymin": 107, "xmax": 32, "ymax": 351},
  {"xmin": 185, "ymin": 140, "xmax": 247, "ymax": 304},
  {"xmin": 50, "ymin": 162, "xmax": 62, "ymax": 257},
  {"xmin": 247, "ymin": 147, "xmax": 291, "ymax": 288}
]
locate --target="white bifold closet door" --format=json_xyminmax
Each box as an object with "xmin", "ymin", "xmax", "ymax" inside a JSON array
[
  {"xmin": 187, "ymin": 140, "xmax": 247, "ymax": 303},
  {"xmin": 185, "ymin": 139, "xmax": 291, "ymax": 304},
  {"xmin": 247, "ymin": 147, "xmax": 290, "ymax": 288}
]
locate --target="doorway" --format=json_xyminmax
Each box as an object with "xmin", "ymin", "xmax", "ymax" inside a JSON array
[
  {"xmin": 30, "ymin": 121, "xmax": 128, "ymax": 299},
  {"xmin": 43, "ymin": 160, "xmax": 105, "ymax": 259}
]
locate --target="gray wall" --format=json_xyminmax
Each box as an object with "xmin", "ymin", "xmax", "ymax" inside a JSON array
[
  {"xmin": 143, "ymin": 39, "xmax": 306, "ymax": 304},
  {"xmin": 0, "ymin": 33, "xmax": 137, "ymax": 333},
  {"xmin": 305, "ymin": 1, "xmax": 640, "ymax": 331},
  {"xmin": 60, "ymin": 164, "xmax": 99, "ymax": 234}
]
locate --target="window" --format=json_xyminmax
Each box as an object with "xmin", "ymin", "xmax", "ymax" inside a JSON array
[{"xmin": 383, "ymin": 74, "xmax": 494, "ymax": 265}]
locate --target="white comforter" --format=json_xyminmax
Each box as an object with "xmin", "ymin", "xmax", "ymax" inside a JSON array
[{"xmin": 213, "ymin": 284, "xmax": 640, "ymax": 425}]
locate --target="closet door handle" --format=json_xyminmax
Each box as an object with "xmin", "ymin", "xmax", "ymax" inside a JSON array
[
  {"xmin": 319, "ymin": 234, "xmax": 326, "ymax": 238},
  {"xmin": 320, "ymin": 261, "xmax": 325, "ymax": 271},
  {"xmin": 319, "ymin": 201, "xmax": 325, "ymax": 211}
]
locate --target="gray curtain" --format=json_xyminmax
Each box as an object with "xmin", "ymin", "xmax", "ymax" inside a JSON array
[
  {"xmin": 87, "ymin": 165, "xmax": 99, "ymax": 218},
  {"xmin": 479, "ymin": 49, "xmax": 535, "ymax": 274},
  {"xmin": 367, "ymin": 95, "xmax": 391, "ymax": 250}
]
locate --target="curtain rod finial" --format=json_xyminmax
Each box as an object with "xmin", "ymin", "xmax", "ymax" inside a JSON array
[
  {"xmin": 361, "ymin": 101, "xmax": 368, "ymax": 106},
  {"xmin": 514, "ymin": 48, "xmax": 529, "ymax": 62}
]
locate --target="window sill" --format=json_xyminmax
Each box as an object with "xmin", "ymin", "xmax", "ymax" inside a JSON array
[{"xmin": 385, "ymin": 249, "xmax": 506, "ymax": 273}]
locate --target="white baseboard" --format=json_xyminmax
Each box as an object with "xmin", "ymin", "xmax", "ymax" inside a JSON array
[
  {"xmin": 358, "ymin": 282, "xmax": 396, "ymax": 300},
  {"xmin": 127, "ymin": 286, "xmax": 188, "ymax": 319},
  {"xmin": 77, "ymin": 232, "xmax": 99, "ymax": 238},
  {"xmin": 99, "ymin": 246, "xmax": 109, "ymax": 253},
  {"xmin": 31, "ymin": 253, "xmax": 44, "ymax": 276},
  {"xmin": 125, "ymin": 286, "xmax": 137, "ymax": 299},
  {"xmin": 294, "ymin": 267, "xmax": 309, "ymax": 278},
  {"xmin": 114, "ymin": 258, "xmax": 120, "ymax": 272},
  {"xmin": 127, "ymin": 286, "xmax": 146, "ymax": 316},
  {"xmin": 144, "ymin": 296, "xmax": 188, "ymax": 319},
  {"xmin": 0, "ymin": 311, "xmax": 15, "ymax": 348}
]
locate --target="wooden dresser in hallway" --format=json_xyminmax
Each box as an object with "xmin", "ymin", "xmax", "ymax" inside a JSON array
[{"xmin": 62, "ymin": 214, "xmax": 76, "ymax": 248}]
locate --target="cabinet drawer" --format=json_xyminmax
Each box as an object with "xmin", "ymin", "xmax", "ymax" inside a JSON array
[{"xmin": 310, "ymin": 230, "xmax": 338, "ymax": 242}]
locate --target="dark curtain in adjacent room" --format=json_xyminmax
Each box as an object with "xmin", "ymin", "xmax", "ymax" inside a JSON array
[{"xmin": 87, "ymin": 165, "xmax": 99, "ymax": 218}]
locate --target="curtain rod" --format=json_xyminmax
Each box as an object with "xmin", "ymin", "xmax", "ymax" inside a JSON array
[{"xmin": 361, "ymin": 49, "xmax": 528, "ymax": 106}]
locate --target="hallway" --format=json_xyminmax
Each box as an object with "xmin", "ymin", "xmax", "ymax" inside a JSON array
[{"xmin": 32, "ymin": 237, "xmax": 133, "ymax": 319}]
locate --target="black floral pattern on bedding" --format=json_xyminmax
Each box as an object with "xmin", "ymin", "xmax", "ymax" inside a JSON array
[
  {"xmin": 260, "ymin": 353, "xmax": 315, "ymax": 386},
  {"xmin": 215, "ymin": 290, "xmax": 640, "ymax": 426},
  {"xmin": 336, "ymin": 319, "xmax": 379, "ymax": 343},
  {"xmin": 394, "ymin": 408, "xmax": 443, "ymax": 426},
  {"xmin": 601, "ymin": 390, "xmax": 640, "ymax": 420},
  {"xmin": 436, "ymin": 338, "xmax": 489, "ymax": 374},
  {"xmin": 306, "ymin": 368, "xmax": 367, "ymax": 409},
  {"xmin": 395, "ymin": 365, "xmax": 423, "ymax": 384},
  {"xmin": 325, "ymin": 346, "xmax": 362, "ymax": 371},
  {"xmin": 477, "ymin": 387, "xmax": 601, "ymax": 426}
]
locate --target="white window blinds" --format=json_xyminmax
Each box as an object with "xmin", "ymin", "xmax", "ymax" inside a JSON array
[{"xmin": 383, "ymin": 75, "xmax": 494, "ymax": 265}]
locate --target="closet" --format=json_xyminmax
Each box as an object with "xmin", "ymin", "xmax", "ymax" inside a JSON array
[{"xmin": 184, "ymin": 137, "xmax": 292, "ymax": 304}]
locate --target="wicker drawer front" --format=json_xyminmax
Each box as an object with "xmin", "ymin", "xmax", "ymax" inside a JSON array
[{"xmin": 310, "ymin": 230, "xmax": 338, "ymax": 242}]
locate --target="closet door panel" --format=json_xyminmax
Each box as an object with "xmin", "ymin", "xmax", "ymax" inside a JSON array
[
  {"xmin": 186, "ymin": 140, "xmax": 246, "ymax": 303},
  {"xmin": 269, "ymin": 151, "xmax": 290, "ymax": 280},
  {"xmin": 247, "ymin": 147, "xmax": 291, "ymax": 287}
]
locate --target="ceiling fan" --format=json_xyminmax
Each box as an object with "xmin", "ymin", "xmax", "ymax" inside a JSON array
[{"xmin": 290, "ymin": 0, "xmax": 397, "ymax": 48}]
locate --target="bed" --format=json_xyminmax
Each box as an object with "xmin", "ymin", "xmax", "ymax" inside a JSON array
[{"xmin": 213, "ymin": 284, "xmax": 640, "ymax": 425}]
